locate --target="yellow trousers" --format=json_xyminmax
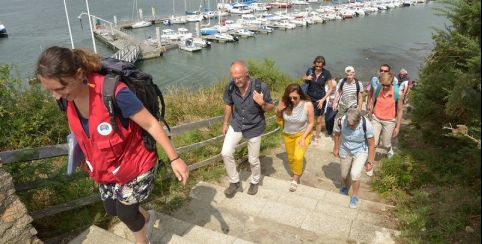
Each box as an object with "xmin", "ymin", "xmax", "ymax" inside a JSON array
[{"xmin": 282, "ymin": 131, "xmax": 312, "ymax": 176}]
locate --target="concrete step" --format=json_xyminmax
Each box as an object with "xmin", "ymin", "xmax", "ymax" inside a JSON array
[
  {"xmin": 110, "ymin": 211, "xmax": 254, "ymax": 244},
  {"xmin": 218, "ymin": 175, "xmax": 395, "ymax": 217},
  {"xmin": 69, "ymin": 225, "xmax": 133, "ymax": 244},
  {"xmin": 187, "ymin": 180, "xmax": 400, "ymax": 243},
  {"xmin": 172, "ymin": 197, "xmax": 345, "ymax": 243}
]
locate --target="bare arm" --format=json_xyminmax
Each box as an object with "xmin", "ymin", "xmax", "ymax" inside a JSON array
[
  {"xmin": 332, "ymin": 89, "xmax": 341, "ymax": 111},
  {"xmin": 301, "ymin": 102, "xmax": 315, "ymax": 146},
  {"xmin": 130, "ymin": 107, "xmax": 189, "ymax": 185},
  {"xmin": 223, "ymin": 104, "xmax": 232, "ymax": 136},
  {"xmin": 358, "ymin": 90, "xmax": 364, "ymax": 112},
  {"xmin": 333, "ymin": 131, "xmax": 341, "ymax": 157},
  {"xmin": 393, "ymin": 93, "xmax": 404, "ymax": 137}
]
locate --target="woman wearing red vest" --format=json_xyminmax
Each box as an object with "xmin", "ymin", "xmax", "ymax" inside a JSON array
[{"xmin": 36, "ymin": 46, "xmax": 189, "ymax": 244}]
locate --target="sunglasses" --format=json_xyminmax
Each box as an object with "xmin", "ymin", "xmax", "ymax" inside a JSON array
[
  {"xmin": 289, "ymin": 96, "xmax": 300, "ymax": 101},
  {"xmin": 379, "ymin": 69, "xmax": 389, "ymax": 73},
  {"xmin": 315, "ymin": 65, "xmax": 323, "ymax": 68}
]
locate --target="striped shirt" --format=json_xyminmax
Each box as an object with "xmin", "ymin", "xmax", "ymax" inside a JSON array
[
  {"xmin": 283, "ymin": 101, "xmax": 308, "ymax": 134},
  {"xmin": 337, "ymin": 79, "xmax": 363, "ymax": 109}
]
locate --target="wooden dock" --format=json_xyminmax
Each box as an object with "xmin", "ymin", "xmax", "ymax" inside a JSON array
[{"xmin": 93, "ymin": 25, "xmax": 166, "ymax": 60}]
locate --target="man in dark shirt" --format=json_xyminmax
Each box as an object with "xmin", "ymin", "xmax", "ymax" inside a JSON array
[{"xmin": 221, "ymin": 60, "xmax": 274, "ymax": 197}]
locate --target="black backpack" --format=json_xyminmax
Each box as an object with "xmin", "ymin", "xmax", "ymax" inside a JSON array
[
  {"xmin": 100, "ymin": 57, "xmax": 170, "ymax": 152},
  {"xmin": 57, "ymin": 57, "xmax": 170, "ymax": 152}
]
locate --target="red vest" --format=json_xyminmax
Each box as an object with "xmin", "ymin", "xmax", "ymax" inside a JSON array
[{"xmin": 67, "ymin": 73, "xmax": 156, "ymax": 185}]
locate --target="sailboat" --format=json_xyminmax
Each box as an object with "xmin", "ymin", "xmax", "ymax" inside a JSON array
[
  {"xmin": 170, "ymin": 0, "xmax": 187, "ymax": 24},
  {"xmin": 130, "ymin": 0, "xmax": 152, "ymax": 28}
]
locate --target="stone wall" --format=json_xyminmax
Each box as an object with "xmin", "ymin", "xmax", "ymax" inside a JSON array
[{"xmin": 0, "ymin": 164, "xmax": 42, "ymax": 244}]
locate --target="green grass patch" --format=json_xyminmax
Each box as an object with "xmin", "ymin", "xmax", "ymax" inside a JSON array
[{"xmin": 373, "ymin": 122, "xmax": 481, "ymax": 243}]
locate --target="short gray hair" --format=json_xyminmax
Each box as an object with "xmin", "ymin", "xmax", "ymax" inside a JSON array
[
  {"xmin": 345, "ymin": 107, "xmax": 361, "ymax": 126},
  {"xmin": 231, "ymin": 60, "xmax": 248, "ymax": 72}
]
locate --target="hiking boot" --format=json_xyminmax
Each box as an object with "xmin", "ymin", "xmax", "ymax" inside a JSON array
[
  {"xmin": 224, "ymin": 182, "xmax": 241, "ymax": 198},
  {"xmin": 387, "ymin": 147, "xmax": 394, "ymax": 158},
  {"xmin": 247, "ymin": 183, "xmax": 258, "ymax": 195},
  {"xmin": 339, "ymin": 186, "xmax": 349, "ymax": 195},
  {"xmin": 349, "ymin": 196, "xmax": 359, "ymax": 209}
]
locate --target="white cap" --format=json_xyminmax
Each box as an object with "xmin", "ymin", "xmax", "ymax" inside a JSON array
[{"xmin": 345, "ymin": 66, "xmax": 355, "ymax": 73}]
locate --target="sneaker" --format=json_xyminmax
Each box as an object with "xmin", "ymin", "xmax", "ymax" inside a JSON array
[
  {"xmin": 339, "ymin": 186, "xmax": 348, "ymax": 195},
  {"xmin": 224, "ymin": 182, "xmax": 241, "ymax": 198},
  {"xmin": 366, "ymin": 169, "xmax": 374, "ymax": 177},
  {"xmin": 145, "ymin": 210, "xmax": 156, "ymax": 239},
  {"xmin": 349, "ymin": 196, "xmax": 359, "ymax": 209},
  {"xmin": 387, "ymin": 147, "xmax": 394, "ymax": 158},
  {"xmin": 247, "ymin": 183, "xmax": 258, "ymax": 195}
]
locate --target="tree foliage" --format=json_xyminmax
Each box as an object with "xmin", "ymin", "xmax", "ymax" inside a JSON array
[
  {"xmin": 412, "ymin": 0, "xmax": 481, "ymax": 143},
  {"xmin": 0, "ymin": 65, "xmax": 69, "ymax": 150}
]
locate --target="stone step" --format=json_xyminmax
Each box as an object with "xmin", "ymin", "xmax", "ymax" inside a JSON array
[
  {"xmin": 69, "ymin": 225, "xmax": 133, "ymax": 244},
  {"xmin": 110, "ymin": 211, "xmax": 253, "ymax": 244},
  {"xmin": 188, "ymin": 180, "xmax": 400, "ymax": 243},
  {"xmin": 172, "ymin": 197, "xmax": 345, "ymax": 243},
  {"xmin": 215, "ymin": 176, "xmax": 394, "ymax": 221}
]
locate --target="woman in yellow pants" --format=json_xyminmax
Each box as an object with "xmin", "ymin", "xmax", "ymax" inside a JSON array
[{"xmin": 276, "ymin": 84, "xmax": 315, "ymax": 191}]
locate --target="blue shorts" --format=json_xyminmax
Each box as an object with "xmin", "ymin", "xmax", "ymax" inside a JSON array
[{"xmin": 313, "ymin": 100, "xmax": 326, "ymax": 117}]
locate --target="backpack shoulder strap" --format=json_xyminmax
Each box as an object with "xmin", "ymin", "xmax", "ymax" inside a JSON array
[
  {"xmin": 393, "ymin": 83, "xmax": 399, "ymax": 101},
  {"xmin": 228, "ymin": 80, "xmax": 235, "ymax": 95},
  {"xmin": 362, "ymin": 116, "xmax": 367, "ymax": 145},
  {"xmin": 339, "ymin": 78, "xmax": 347, "ymax": 94},
  {"xmin": 102, "ymin": 73, "xmax": 120, "ymax": 132},
  {"xmin": 355, "ymin": 79, "xmax": 360, "ymax": 95},
  {"xmin": 255, "ymin": 79, "xmax": 262, "ymax": 93}
]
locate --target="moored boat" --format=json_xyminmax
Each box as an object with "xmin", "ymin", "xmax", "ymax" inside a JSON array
[
  {"xmin": 0, "ymin": 23, "xmax": 7, "ymax": 37},
  {"xmin": 131, "ymin": 20, "xmax": 152, "ymax": 29}
]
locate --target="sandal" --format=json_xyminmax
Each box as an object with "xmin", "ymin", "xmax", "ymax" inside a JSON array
[{"xmin": 289, "ymin": 180, "xmax": 298, "ymax": 192}]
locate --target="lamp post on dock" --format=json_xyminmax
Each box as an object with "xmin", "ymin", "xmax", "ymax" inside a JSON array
[
  {"xmin": 84, "ymin": 0, "xmax": 97, "ymax": 53},
  {"xmin": 63, "ymin": 0, "xmax": 74, "ymax": 48}
]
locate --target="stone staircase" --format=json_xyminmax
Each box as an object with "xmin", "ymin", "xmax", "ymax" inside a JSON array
[{"xmin": 69, "ymin": 135, "xmax": 400, "ymax": 244}]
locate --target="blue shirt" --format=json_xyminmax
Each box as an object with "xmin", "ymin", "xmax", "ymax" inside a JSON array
[
  {"xmin": 77, "ymin": 87, "xmax": 143, "ymax": 137},
  {"xmin": 305, "ymin": 67, "xmax": 332, "ymax": 101},
  {"xmin": 333, "ymin": 116, "xmax": 374, "ymax": 158}
]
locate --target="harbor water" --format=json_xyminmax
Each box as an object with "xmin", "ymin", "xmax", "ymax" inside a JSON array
[{"xmin": 0, "ymin": 1, "xmax": 447, "ymax": 89}]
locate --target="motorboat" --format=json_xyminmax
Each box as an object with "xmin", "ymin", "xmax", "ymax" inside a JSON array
[
  {"xmin": 191, "ymin": 37, "xmax": 211, "ymax": 47},
  {"xmin": 131, "ymin": 20, "xmax": 152, "ymax": 29},
  {"xmin": 256, "ymin": 25, "xmax": 273, "ymax": 34},
  {"xmin": 229, "ymin": 3, "xmax": 253, "ymax": 15},
  {"xmin": 200, "ymin": 27, "xmax": 219, "ymax": 35},
  {"xmin": 213, "ymin": 32, "xmax": 237, "ymax": 42},
  {"xmin": 177, "ymin": 27, "xmax": 193, "ymax": 39},
  {"xmin": 170, "ymin": 15, "xmax": 187, "ymax": 24},
  {"xmin": 186, "ymin": 14, "xmax": 204, "ymax": 22},
  {"xmin": 273, "ymin": 20, "xmax": 296, "ymax": 29},
  {"xmin": 178, "ymin": 37, "xmax": 202, "ymax": 52},
  {"xmin": 0, "ymin": 23, "xmax": 7, "ymax": 37},
  {"xmin": 161, "ymin": 28, "xmax": 179, "ymax": 41},
  {"xmin": 234, "ymin": 28, "xmax": 255, "ymax": 37}
]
